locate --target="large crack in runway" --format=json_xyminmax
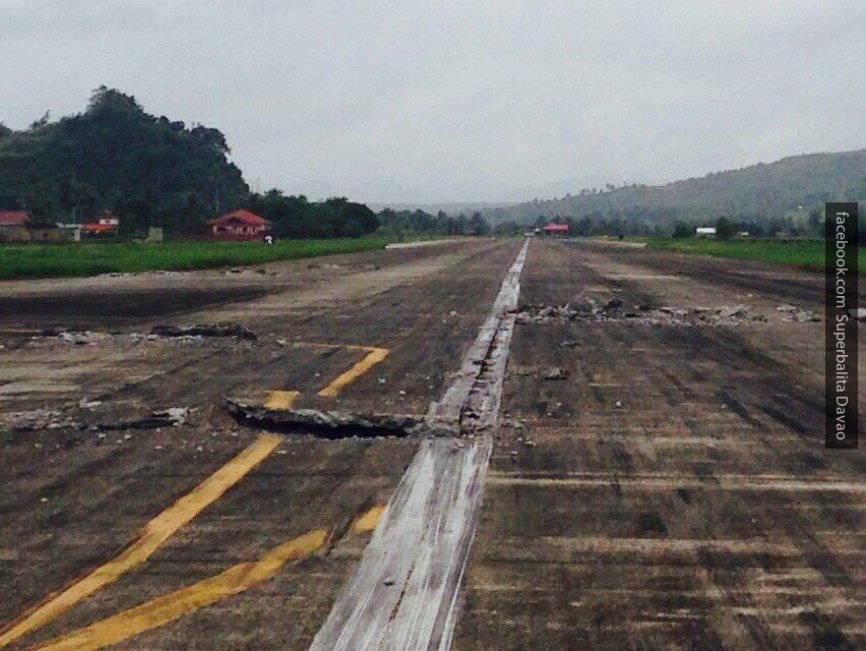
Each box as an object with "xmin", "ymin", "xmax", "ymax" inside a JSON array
[{"xmin": 309, "ymin": 239, "xmax": 530, "ymax": 651}]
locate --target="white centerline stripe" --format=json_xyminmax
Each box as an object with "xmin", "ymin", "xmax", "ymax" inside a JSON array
[{"xmin": 309, "ymin": 239, "xmax": 530, "ymax": 651}]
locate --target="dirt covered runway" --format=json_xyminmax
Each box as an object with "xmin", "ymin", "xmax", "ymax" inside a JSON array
[{"xmin": 1, "ymin": 237, "xmax": 864, "ymax": 650}]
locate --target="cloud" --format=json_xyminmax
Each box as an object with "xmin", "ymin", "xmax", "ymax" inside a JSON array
[{"xmin": 1, "ymin": 0, "xmax": 864, "ymax": 202}]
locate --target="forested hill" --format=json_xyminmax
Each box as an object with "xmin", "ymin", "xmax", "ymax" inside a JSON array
[
  {"xmin": 0, "ymin": 87, "xmax": 249, "ymax": 234},
  {"xmin": 482, "ymin": 149, "xmax": 866, "ymax": 227},
  {"xmin": 0, "ymin": 88, "xmax": 480, "ymax": 239}
]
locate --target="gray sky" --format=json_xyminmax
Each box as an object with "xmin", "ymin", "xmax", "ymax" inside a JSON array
[{"xmin": 1, "ymin": 1, "xmax": 864, "ymax": 203}]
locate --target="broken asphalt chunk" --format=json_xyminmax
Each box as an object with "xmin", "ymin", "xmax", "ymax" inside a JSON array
[
  {"xmin": 542, "ymin": 368, "xmax": 571, "ymax": 381},
  {"xmin": 602, "ymin": 298, "xmax": 624, "ymax": 312},
  {"xmin": 150, "ymin": 323, "xmax": 257, "ymax": 340},
  {"xmin": 717, "ymin": 305, "xmax": 748, "ymax": 319},
  {"xmin": 224, "ymin": 397, "xmax": 434, "ymax": 438}
]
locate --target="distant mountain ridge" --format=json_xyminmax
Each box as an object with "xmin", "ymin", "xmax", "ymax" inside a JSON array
[{"xmin": 479, "ymin": 149, "xmax": 866, "ymax": 226}]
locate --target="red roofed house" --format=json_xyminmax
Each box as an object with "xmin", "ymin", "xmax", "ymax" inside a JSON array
[
  {"xmin": 206, "ymin": 210, "xmax": 271, "ymax": 241},
  {"xmin": 0, "ymin": 210, "xmax": 31, "ymax": 242},
  {"xmin": 80, "ymin": 211, "xmax": 120, "ymax": 236},
  {"xmin": 0, "ymin": 210, "xmax": 29, "ymax": 227},
  {"xmin": 542, "ymin": 222, "xmax": 569, "ymax": 237}
]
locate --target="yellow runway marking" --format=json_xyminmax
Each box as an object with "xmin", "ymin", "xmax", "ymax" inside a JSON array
[
  {"xmin": 263, "ymin": 342, "xmax": 389, "ymax": 404},
  {"xmin": 264, "ymin": 390, "xmax": 299, "ymax": 410},
  {"xmin": 30, "ymin": 506, "xmax": 385, "ymax": 651},
  {"xmin": 317, "ymin": 347, "xmax": 388, "ymax": 398},
  {"xmin": 0, "ymin": 435, "xmax": 281, "ymax": 649},
  {"xmin": 350, "ymin": 505, "xmax": 386, "ymax": 535},
  {"xmin": 31, "ymin": 529, "xmax": 329, "ymax": 651}
]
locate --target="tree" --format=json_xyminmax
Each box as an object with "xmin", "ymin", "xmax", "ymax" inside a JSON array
[
  {"xmin": 715, "ymin": 216, "xmax": 737, "ymax": 240},
  {"xmin": 376, "ymin": 208, "xmax": 486, "ymax": 238},
  {"xmin": 807, "ymin": 207, "xmax": 823, "ymax": 237},
  {"xmin": 28, "ymin": 111, "xmax": 50, "ymax": 130},
  {"xmin": 469, "ymin": 212, "xmax": 490, "ymax": 236},
  {"xmin": 672, "ymin": 221, "xmax": 692, "ymax": 239},
  {"xmin": 0, "ymin": 87, "xmax": 249, "ymax": 233},
  {"xmin": 247, "ymin": 192, "xmax": 379, "ymax": 239}
]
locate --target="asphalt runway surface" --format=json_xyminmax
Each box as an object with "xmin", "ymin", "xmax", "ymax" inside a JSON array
[{"xmin": 1, "ymin": 237, "xmax": 863, "ymax": 650}]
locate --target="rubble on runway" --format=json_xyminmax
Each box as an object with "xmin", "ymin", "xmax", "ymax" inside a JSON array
[{"xmin": 514, "ymin": 300, "xmax": 820, "ymax": 326}]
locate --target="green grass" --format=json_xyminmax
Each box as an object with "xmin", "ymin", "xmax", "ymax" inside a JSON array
[
  {"xmin": 0, "ymin": 237, "xmax": 394, "ymax": 280},
  {"xmin": 646, "ymin": 238, "xmax": 866, "ymax": 273}
]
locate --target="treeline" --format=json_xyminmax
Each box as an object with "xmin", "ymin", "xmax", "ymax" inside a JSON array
[
  {"xmin": 376, "ymin": 209, "xmax": 490, "ymax": 237},
  {"xmin": 670, "ymin": 210, "xmax": 827, "ymax": 239},
  {"xmin": 496, "ymin": 204, "xmax": 854, "ymax": 239},
  {"xmin": 247, "ymin": 190, "xmax": 379, "ymax": 239},
  {"xmin": 0, "ymin": 88, "xmax": 379, "ymax": 239}
]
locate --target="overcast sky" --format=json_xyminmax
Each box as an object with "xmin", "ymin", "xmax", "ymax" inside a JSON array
[{"xmin": 1, "ymin": 1, "xmax": 864, "ymax": 203}]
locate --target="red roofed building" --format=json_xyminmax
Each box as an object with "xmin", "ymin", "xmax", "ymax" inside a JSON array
[
  {"xmin": 80, "ymin": 211, "xmax": 120, "ymax": 236},
  {"xmin": 542, "ymin": 222, "xmax": 569, "ymax": 236},
  {"xmin": 206, "ymin": 210, "xmax": 271, "ymax": 240},
  {"xmin": 0, "ymin": 211, "xmax": 31, "ymax": 242},
  {"xmin": 0, "ymin": 211, "xmax": 30, "ymax": 227}
]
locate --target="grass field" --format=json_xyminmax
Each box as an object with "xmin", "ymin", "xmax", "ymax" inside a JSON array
[
  {"xmin": 0, "ymin": 238, "xmax": 394, "ymax": 280},
  {"xmin": 646, "ymin": 238, "xmax": 865, "ymax": 273}
]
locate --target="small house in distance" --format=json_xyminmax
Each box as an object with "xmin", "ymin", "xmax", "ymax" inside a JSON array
[
  {"xmin": 0, "ymin": 211, "xmax": 30, "ymax": 242},
  {"xmin": 207, "ymin": 210, "xmax": 271, "ymax": 240},
  {"xmin": 0, "ymin": 211, "xmax": 70, "ymax": 242},
  {"xmin": 695, "ymin": 227, "xmax": 716, "ymax": 237},
  {"xmin": 81, "ymin": 211, "xmax": 120, "ymax": 237},
  {"xmin": 542, "ymin": 222, "xmax": 569, "ymax": 237},
  {"xmin": 28, "ymin": 220, "xmax": 67, "ymax": 243}
]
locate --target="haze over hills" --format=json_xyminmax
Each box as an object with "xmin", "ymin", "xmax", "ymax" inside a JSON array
[
  {"xmin": 368, "ymin": 201, "xmax": 516, "ymax": 215},
  {"xmin": 474, "ymin": 149, "xmax": 866, "ymax": 227}
]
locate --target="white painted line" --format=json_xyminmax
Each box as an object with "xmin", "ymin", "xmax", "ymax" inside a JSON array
[
  {"xmin": 309, "ymin": 239, "xmax": 530, "ymax": 651},
  {"xmin": 384, "ymin": 239, "xmax": 453, "ymax": 249}
]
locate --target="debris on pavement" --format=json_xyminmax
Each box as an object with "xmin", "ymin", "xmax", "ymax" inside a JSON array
[
  {"xmin": 93, "ymin": 407, "xmax": 192, "ymax": 431},
  {"xmin": 515, "ymin": 301, "xmax": 820, "ymax": 327},
  {"xmin": 54, "ymin": 330, "xmax": 108, "ymax": 345},
  {"xmin": 777, "ymin": 304, "xmax": 822, "ymax": 322},
  {"xmin": 542, "ymin": 368, "xmax": 571, "ymax": 380},
  {"xmin": 659, "ymin": 306, "xmax": 688, "ymax": 319},
  {"xmin": 22, "ymin": 327, "xmax": 256, "ymax": 347},
  {"xmin": 3, "ymin": 408, "xmax": 64, "ymax": 431},
  {"xmin": 150, "ymin": 323, "xmax": 257, "ymax": 340},
  {"xmin": 225, "ymin": 397, "xmax": 431, "ymax": 438},
  {"xmin": 790, "ymin": 310, "xmax": 821, "ymax": 322},
  {"xmin": 154, "ymin": 407, "xmax": 190, "ymax": 426},
  {"xmin": 602, "ymin": 298, "xmax": 624, "ymax": 312},
  {"xmin": 717, "ymin": 304, "xmax": 748, "ymax": 319}
]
